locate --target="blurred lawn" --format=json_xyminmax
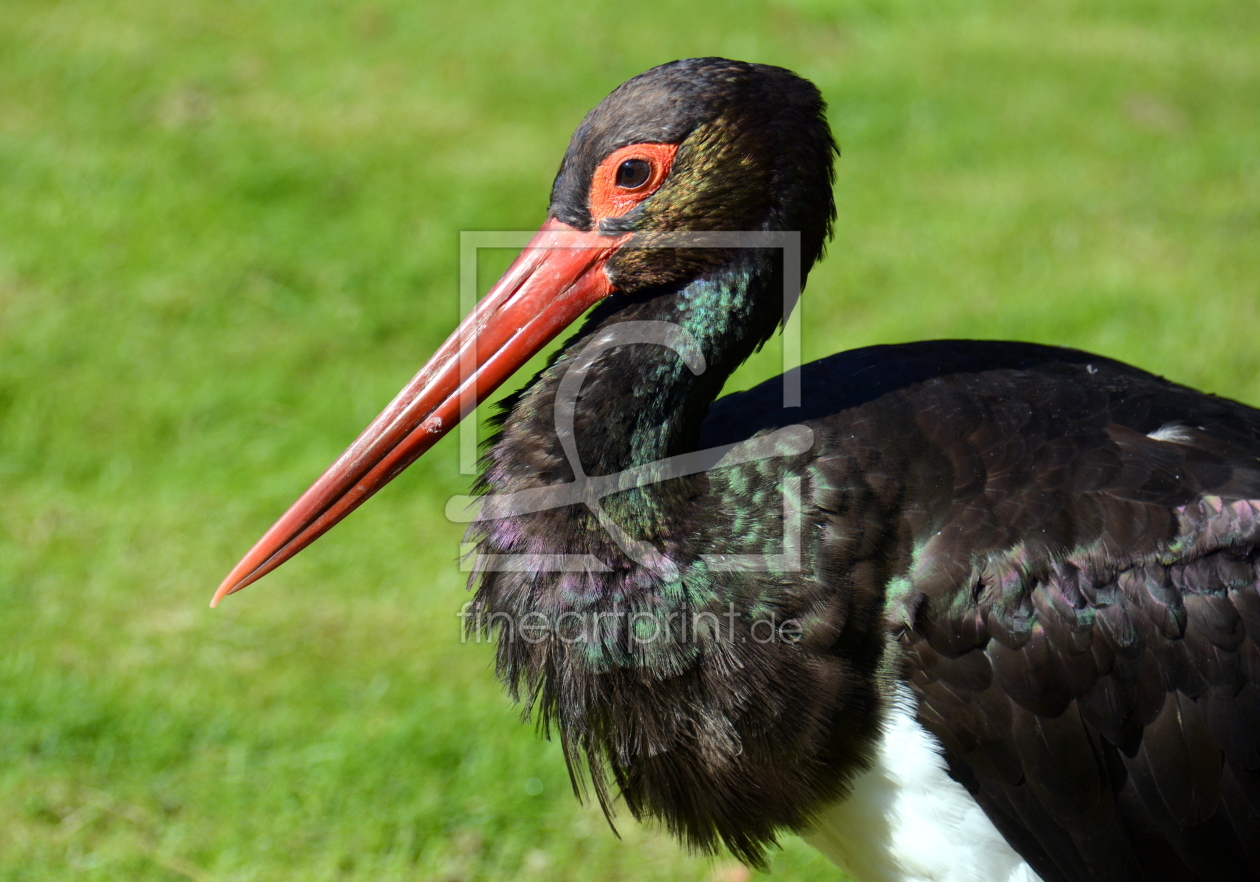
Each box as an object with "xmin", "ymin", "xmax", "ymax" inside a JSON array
[{"xmin": 1, "ymin": 0, "xmax": 1257, "ymax": 879}]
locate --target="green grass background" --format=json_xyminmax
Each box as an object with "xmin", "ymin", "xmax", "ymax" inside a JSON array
[{"xmin": 1, "ymin": 0, "xmax": 1257, "ymax": 879}]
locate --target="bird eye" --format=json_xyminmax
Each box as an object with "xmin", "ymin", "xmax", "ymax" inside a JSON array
[
  {"xmin": 587, "ymin": 143, "xmax": 677, "ymax": 219},
  {"xmin": 615, "ymin": 159, "xmax": 652, "ymax": 189}
]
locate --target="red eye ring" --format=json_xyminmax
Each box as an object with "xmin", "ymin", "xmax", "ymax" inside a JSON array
[{"xmin": 588, "ymin": 142, "xmax": 679, "ymax": 220}]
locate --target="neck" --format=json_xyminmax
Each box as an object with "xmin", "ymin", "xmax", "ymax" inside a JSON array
[
  {"xmin": 467, "ymin": 250, "xmax": 890, "ymax": 869},
  {"xmin": 484, "ymin": 250, "xmax": 785, "ymax": 489}
]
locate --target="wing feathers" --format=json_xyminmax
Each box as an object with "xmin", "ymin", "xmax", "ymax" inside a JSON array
[
  {"xmin": 893, "ymin": 355, "xmax": 1260, "ymax": 879},
  {"xmin": 1011, "ymin": 704, "xmax": 1113, "ymax": 835}
]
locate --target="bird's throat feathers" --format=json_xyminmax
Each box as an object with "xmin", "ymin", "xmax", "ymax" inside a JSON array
[
  {"xmin": 464, "ymin": 252, "xmax": 888, "ymax": 867},
  {"xmin": 490, "ymin": 249, "xmax": 788, "ymax": 481}
]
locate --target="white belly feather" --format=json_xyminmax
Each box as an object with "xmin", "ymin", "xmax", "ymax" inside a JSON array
[{"xmin": 802, "ymin": 684, "xmax": 1042, "ymax": 882}]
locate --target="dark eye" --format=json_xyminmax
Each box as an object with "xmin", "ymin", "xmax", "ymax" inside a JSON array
[{"xmin": 615, "ymin": 158, "xmax": 651, "ymax": 189}]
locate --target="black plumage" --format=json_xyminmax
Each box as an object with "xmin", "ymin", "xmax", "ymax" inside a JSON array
[
  {"xmin": 216, "ymin": 59, "xmax": 1260, "ymax": 881},
  {"xmin": 722, "ymin": 341, "xmax": 1260, "ymax": 880}
]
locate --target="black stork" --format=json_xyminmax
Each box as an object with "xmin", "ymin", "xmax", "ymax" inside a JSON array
[{"xmin": 213, "ymin": 58, "xmax": 1260, "ymax": 882}]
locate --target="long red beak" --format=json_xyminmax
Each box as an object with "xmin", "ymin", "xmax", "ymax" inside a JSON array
[{"xmin": 212, "ymin": 217, "xmax": 629, "ymax": 606}]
